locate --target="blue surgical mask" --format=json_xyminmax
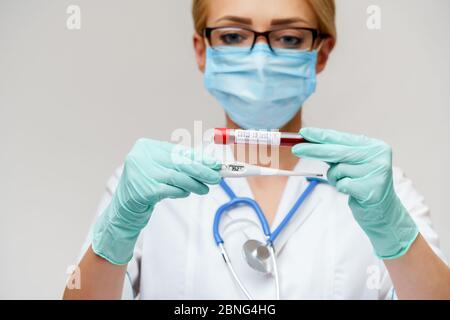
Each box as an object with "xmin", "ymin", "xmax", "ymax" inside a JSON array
[{"xmin": 204, "ymin": 44, "xmax": 318, "ymax": 130}]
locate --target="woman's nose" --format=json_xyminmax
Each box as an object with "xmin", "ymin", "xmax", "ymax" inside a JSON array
[{"xmin": 255, "ymin": 34, "xmax": 270, "ymax": 46}]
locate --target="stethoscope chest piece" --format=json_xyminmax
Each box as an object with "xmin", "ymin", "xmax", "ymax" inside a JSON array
[{"xmin": 243, "ymin": 239, "xmax": 273, "ymax": 274}]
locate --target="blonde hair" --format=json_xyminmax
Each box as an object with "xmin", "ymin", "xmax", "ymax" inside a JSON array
[{"xmin": 192, "ymin": 0, "xmax": 337, "ymax": 40}]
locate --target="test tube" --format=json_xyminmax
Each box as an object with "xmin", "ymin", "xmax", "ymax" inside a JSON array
[{"xmin": 214, "ymin": 128, "xmax": 307, "ymax": 147}]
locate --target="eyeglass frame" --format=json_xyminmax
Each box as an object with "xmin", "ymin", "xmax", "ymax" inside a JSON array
[{"xmin": 203, "ymin": 26, "xmax": 329, "ymax": 52}]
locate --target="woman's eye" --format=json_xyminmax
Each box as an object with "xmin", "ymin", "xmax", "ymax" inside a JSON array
[
  {"xmin": 220, "ymin": 33, "xmax": 245, "ymax": 45},
  {"xmin": 279, "ymin": 36, "xmax": 304, "ymax": 47}
]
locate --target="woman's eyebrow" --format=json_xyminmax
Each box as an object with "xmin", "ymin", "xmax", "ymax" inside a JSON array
[
  {"xmin": 215, "ymin": 15, "xmax": 253, "ymax": 25},
  {"xmin": 270, "ymin": 17, "xmax": 309, "ymax": 26}
]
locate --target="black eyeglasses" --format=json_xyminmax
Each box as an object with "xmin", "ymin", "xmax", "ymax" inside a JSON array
[{"xmin": 204, "ymin": 26, "xmax": 326, "ymax": 53}]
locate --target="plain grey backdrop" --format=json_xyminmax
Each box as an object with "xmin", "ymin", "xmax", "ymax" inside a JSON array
[{"xmin": 1, "ymin": 0, "xmax": 449, "ymax": 299}]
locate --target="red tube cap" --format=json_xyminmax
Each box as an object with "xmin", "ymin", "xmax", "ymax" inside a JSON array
[{"xmin": 214, "ymin": 128, "xmax": 230, "ymax": 145}]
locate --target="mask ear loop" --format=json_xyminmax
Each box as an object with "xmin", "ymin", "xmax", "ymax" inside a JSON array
[
  {"xmin": 314, "ymin": 31, "xmax": 335, "ymax": 53},
  {"xmin": 314, "ymin": 39, "xmax": 325, "ymax": 53}
]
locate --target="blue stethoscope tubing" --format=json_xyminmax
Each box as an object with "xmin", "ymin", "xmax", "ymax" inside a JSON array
[
  {"xmin": 214, "ymin": 178, "xmax": 321, "ymax": 246},
  {"xmin": 213, "ymin": 177, "xmax": 325, "ymax": 299}
]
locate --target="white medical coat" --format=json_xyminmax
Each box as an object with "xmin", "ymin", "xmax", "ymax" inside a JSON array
[{"xmin": 81, "ymin": 144, "xmax": 445, "ymax": 299}]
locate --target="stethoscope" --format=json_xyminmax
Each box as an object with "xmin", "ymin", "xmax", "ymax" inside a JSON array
[{"xmin": 213, "ymin": 177, "xmax": 325, "ymax": 300}]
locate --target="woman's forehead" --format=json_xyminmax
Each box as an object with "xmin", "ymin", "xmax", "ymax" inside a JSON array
[{"xmin": 207, "ymin": 0, "xmax": 318, "ymax": 28}]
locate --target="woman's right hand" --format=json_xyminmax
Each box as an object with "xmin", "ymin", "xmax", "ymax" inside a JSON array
[{"xmin": 92, "ymin": 138, "xmax": 222, "ymax": 265}]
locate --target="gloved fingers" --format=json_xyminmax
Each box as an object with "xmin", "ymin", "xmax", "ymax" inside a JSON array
[
  {"xmin": 300, "ymin": 128, "xmax": 373, "ymax": 147},
  {"xmin": 327, "ymin": 163, "xmax": 372, "ymax": 186},
  {"xmin": 334, "ymin": 177, "xmax": 368, "ymax": 202},
  {"xmin": 189, "ymin": 148, "xmax": 222, "ymax": 170},
  {"xmin": 123, "ymin": 173, "xmax": 191, "ymax": 206},
  {"xmin": 157, "ymin": 184, "xmax": 191, "ymax": 200},
  {"xmin": 175, "ymin": 161, "xmax": 221, "ymax": 185},
  {"xmin": 139, "ymin": 139, "xmax": 221, "ymax": 171},
  {"xmin": 165, "ymin": 142, "xmax": 222, "ymax": 170},
  {"xmin": 162, "ymin": 168, "xmax": 210, "ymax": 195},
  {"xmin": 167, "ymin": 149, "xmax": 221, "ymax": 184},
  {"xmin": 292, "ymin": 143, "xmax": 371, "ymax": 164}
]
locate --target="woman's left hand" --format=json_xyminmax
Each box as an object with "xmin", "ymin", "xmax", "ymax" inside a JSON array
[{"xmin": 292, "ymin": 128, "xmax": 419, "ymax": 259}]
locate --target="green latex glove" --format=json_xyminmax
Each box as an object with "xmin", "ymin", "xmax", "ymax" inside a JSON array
[
  {"xmin": 292, "ymin": 128, "xmax": 419, "ymax": 260},
  {"xmin": 92, "ymin": 139, "xmax": 221, "ymax": 265}
]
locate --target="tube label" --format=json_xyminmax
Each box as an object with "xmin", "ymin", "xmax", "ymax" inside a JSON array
[{"xmin": 234, "ymin": 130, "xmax": 281, "ymax": 146}]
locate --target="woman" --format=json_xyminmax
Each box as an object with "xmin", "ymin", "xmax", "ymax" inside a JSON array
[{"xmin": 64, "ymin": 0, "xmax": 450, "ymax": 299}]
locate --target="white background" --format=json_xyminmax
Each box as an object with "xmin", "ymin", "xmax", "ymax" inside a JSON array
[{"xmin": 1, "ymin": 0, "xmax": 449, "ymax": 299}]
